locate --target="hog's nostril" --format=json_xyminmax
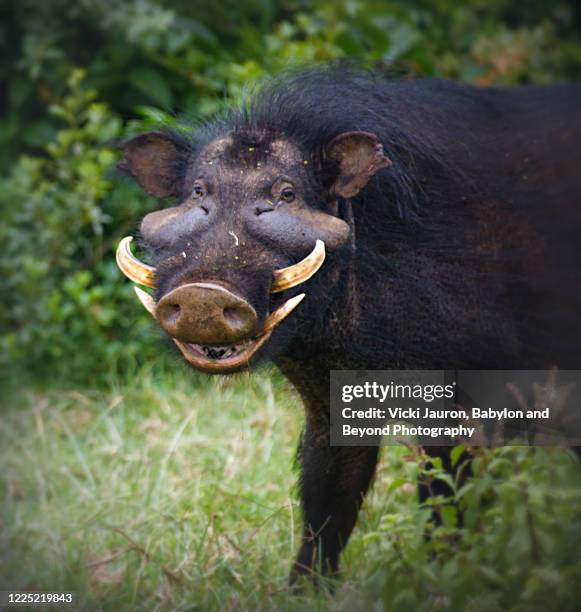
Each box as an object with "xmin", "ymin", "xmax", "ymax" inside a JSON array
[
  {"xmin": 223, "ymin": 306, "xmax": 248, "ymax": 330},
  {"xmin": 158, "ymin": 302, "xmax": 181, "ymax": 327},
  {"xmin": 168, "ymin": 303, "xmax": 180, "ymax": 321}
]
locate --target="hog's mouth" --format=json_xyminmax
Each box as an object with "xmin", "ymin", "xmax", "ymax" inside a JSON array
[
  {"xmin": 116, "ymin": 237, "xmax": 324, "ymax": 373},
  {"xmin": 190, "ymin": 341, "xmax": 255, "ymax": 361},
  {"xmin": 131, "ymin": 285, "xmax": 305, "ymax": 373}
]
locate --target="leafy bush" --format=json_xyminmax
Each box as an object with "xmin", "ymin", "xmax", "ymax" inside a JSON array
[
  {"xmin": 0, "ymin": 70, "xmax": 158, "ymax": 381},
  {"xmin": 1, "ymin": 0, "xmax": 580, "ymax": 381}
]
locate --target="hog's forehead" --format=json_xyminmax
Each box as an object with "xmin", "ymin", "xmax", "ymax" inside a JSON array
[{"xmin": 198, "ymin": 134, "xmax": 305, "ymax": 167}]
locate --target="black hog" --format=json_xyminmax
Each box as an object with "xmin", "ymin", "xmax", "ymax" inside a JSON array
[{"xmin": 116, "ymin": 66, "xmax": 581, "ymax": 584}]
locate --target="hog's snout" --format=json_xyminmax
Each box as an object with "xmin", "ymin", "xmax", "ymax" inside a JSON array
[{"xmin": 155, "ymin": 282, "xmax": 257, "ymax": 345}]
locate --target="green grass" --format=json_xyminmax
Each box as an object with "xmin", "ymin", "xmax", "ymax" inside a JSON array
[{"xmin": 1, "ymin": 364, "xmax": 581, "ymax": 611}]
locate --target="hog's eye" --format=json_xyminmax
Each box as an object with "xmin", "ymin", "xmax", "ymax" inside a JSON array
[
  {"xmin": 279, "ymin": 187, "xmax": 295, "ymax": 203},
  {"xmin": 192, "ymin": 181, "xmax": 206, "ymax": 199}
]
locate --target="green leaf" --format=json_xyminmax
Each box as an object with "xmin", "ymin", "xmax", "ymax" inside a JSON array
[
  {"xmin": 387, "ymin": 477, "xmax": 407, "ymax": 493},
  {"xmin": 434, "ymin": 472, "xmax": 456, "ymax": 493},
  {"xmin": 451, "ymin": 444, "xmax": 466, "ymax": 467},
  {"xmin": 440, "ymin": 505, "xmax": 458, "ymax": 528}
]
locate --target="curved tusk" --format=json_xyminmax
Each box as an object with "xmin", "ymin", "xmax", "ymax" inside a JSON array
[
  {"xmin": 271, "ymin": 240, "xmax": 326, "ymax": 293},
  {"xmin": 116, "ymin": 236, "xmax": 156, "ymax": 288},
  {"xmin": 261, "ymin": 293, "xmax": 305, "ymax": 334},
  {"xmin": 134, "ymin": 286, "xmax": 156, "ymax": 317}
]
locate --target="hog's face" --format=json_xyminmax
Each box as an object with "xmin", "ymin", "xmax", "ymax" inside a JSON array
[{"xmin": 116, "ymin": 129, "xmax": 390, "ymax": 373}]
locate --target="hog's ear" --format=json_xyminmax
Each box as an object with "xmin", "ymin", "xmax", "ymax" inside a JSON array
[
  {"xmin": 118, "ymin": 131, "xmax": 187, "ymax": 198},
  {"xmin": 324, "ymin": 131, "xmax": 391, "ymax": 198}
]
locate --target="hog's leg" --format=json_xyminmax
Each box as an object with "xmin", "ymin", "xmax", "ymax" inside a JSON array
[{"xmin": 289, "ymin": 412, "xmax": 379, "ymax": 585}]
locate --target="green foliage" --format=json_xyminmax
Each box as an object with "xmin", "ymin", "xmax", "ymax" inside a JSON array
[
  {"xmin": 0, "ymin": 70, "xmax": 159, "ymax": 382},
  {"xmin": 349, "ymin": 445, "xmax": 581, "ymax": 611},
  {"xmin": 1, "ymin": 0, "xmax": 581, "ymax": 382}
]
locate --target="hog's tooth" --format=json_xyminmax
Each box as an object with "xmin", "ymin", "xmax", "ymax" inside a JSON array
[
  {"xmin": 271, "ymin": 240, "xmax": 326, "ymax": 293},
  {"xmin": 262, "ymin": 293, "xmax": 306, "ymax": 334},
  {"xmin": 134, "ymin": 286, "xmax": 156, "ymax": 317},
  {"xmin": 116, "ymin": 236, "xmax": 156, "ymax": 288}
]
